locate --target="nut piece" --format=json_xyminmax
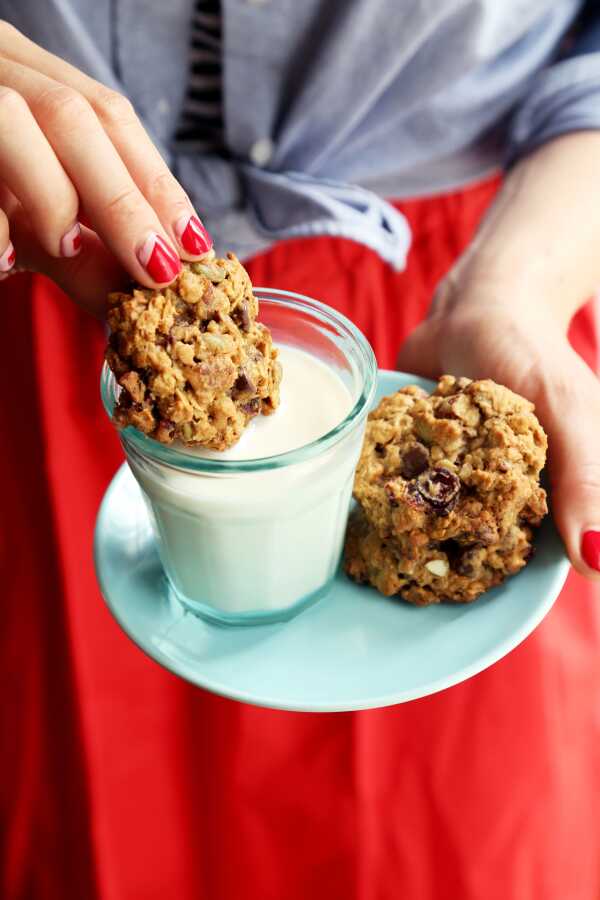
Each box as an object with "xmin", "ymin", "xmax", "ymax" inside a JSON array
[
  {"xmin": 191, "ymin": 261, "xmax": 226, "ymax": 282},
  {"xmin": 425, "ymin": 558, "xmax": 449, "ymax": 577},
  {"xmin": 416, "ymin": 467, "xmax": 460, "ymax": 513}
]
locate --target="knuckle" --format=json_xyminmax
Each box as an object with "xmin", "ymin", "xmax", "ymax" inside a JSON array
[
  {"xmin": 573, "ymin": 462, "xmax": 600, "ymax": 494},
  {"xmin": 0, "ymin": 86, "xmax": 27, "ymax": 118},
  {"xmin": 35, "ymin": 86, "xmax": 92, "ymax": 124},
  {"xmin": 104, "ymin": 185, "xmax": 141, "ymax": 218},
  {"xmin": 94, "ymin": 88, "xmax": 136, "ymax": 125},
  {"xmin": 0, "ymin": 20, "xmax": 19, "ymax": 41},
  {"xmin": 146, "ymin": 169, "xmax": 180, "ymax": 201}
]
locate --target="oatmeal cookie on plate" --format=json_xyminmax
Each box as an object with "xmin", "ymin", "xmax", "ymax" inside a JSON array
[{"xmin": 347, "ymin": 376, "xmax": 548, "ymax": 605}]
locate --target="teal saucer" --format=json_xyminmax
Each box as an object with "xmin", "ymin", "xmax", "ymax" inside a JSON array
[{"xmin": 94, "ymin": 370, "xmax": 570, "ymax": 712}]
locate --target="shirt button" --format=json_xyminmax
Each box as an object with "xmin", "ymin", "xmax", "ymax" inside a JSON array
[
  {"xmin": 249, "ymin": 137, "xmax": 274, "ymax": 167},
  {"xmin": 156, "ymin": 97, "xmax": 170, "ymax": 117}
]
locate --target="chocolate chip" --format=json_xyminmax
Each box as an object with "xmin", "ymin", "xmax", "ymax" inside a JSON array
[
  {"xmin": 241, "ymin": 398, "xmax": 260, "ymax": 416},
  {"xmin": 456, "ymin": 549, "xmax": 477, "ymax": 577},
  {"xmin": 400, "ymin": 443, "xmax": 429, "ymax": 479},
  {"xmin": 416, "ymin": 467, "xmax": 460, "ymax": 513},
  {"xmin": 233, "ymin": 370, "xmax": 256, "ymax": 396},
  {"xmin": 375, "ymin": 443, "xmax": 385, "ymax": 457},
  {"xmin": 439, "ymin": 538, "xmax": 462, "ymax": 568}
]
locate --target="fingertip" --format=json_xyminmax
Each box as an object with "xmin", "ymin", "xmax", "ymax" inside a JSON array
[
  {"xmin": 396, "ymin": 329, "xmax": 441, "ymax": 380},
  {"xmin": 60, "ymin": 222, "xmax": 83, "ymax": 258},
  {"xmin": 173, "ymin": 213, "xmax": 213, "ymax": 259},
  {"xmin": 579, "ymin": 528, "xmax": 600, "ymax": 579},
  {"xmin": 0, "ymin": 240, "xmax": 15, "ymax": 273},
  {"xmin": 136, "ymin": 232, "xmax": 181, "ymax": 286},
  {"xmin": 551, "ymin": 491, "xmax": 600, "ymax": 580}
]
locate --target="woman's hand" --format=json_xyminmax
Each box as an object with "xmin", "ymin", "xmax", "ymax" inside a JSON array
[
  {"xmin": 397, "ymin": 272, "xmax": 600, "ymax": 580},
  {"xmin": 0, "ymin": 21, "xmax": 212, "ymax": 315}
]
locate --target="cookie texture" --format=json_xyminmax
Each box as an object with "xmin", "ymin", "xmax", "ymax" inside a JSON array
[
  {"xmin": 345, "ymin": 376, "xmax": 548, "ymax": 605},
  {"xmin": 106, "ymin": 253, "xmax": 282, "ymax": 450}
]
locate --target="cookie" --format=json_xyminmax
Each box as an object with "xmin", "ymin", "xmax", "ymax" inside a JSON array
[
  {"xmin": 106, "ymin": 253, "xmax": 282, "ymax": 450},
  {"xmin": 345, "ymin": 506, "xmax": 535, "ymax": 606},
  {"xmin": 345, "ymin": 376, "xmax": 548, "ymax": 604}
]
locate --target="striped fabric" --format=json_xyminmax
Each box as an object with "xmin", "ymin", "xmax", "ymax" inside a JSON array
[{"xmin": 174, "ymin": 0, "xmax": 226, "ymax": 154}]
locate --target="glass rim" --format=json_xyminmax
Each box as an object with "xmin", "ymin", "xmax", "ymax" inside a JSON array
[{"xmin": 100, "ymin": 287, "xmax": 377, "ymax": 474}]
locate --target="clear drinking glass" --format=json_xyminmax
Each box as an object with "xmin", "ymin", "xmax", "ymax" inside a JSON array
[{"xmin": 101, "ymin": 289, "xmax": 377, "ymax": 625}]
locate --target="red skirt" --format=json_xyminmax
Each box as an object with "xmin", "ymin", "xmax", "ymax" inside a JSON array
[{"xmin": 3, "ymin": 179, "xmax": 600, "ymax": 900}]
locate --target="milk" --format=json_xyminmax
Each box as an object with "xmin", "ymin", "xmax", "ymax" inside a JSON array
[
  {"xmin": 192, "ymin": 346, "xmax": 353, "ymax": 460},
  {"xmin": 127, "ymin": 345, "xmax": 365, "ymax": 622}
]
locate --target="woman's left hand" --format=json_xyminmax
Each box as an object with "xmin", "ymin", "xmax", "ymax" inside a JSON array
[{"xmin": 397, "ymin": 271, "xmax": 600, "ymax": 580}]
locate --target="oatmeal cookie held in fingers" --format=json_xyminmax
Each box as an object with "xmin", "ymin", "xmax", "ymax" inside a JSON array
[
  {"xmin": 346, "ymin": 376, "xmax": 548, "ymax": 605},
  {"xmin": 106, "ymin": 253, "xmax": 282, "ymax": 450}
]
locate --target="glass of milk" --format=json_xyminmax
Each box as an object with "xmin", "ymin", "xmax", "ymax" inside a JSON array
[{"xmin": 101, "ymin": 289, "xmax": 377, "ymax": 625}]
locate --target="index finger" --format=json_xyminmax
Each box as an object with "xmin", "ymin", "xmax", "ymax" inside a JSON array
[{"xmin": 0, "ymin": 22, "xmax": 213, "ymax": 260}]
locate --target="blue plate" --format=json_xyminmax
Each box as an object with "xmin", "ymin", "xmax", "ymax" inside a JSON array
[{"xmin": 94, "ymin": 370, "xmax": 570, "ymax": 712}]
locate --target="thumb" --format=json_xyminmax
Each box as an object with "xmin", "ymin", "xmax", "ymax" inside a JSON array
[
  {"xmin": 534, "ymin": 345, "xmax": 600, "ymax": 580},
  {"xmin": 396, "ymin": 318, "xmax": 443, "ymax": 379}
]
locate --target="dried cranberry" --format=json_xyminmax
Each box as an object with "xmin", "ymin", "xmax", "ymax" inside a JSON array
[{"xmin": 416, "ymin": 467, "xmax": 460, "ymax": 513}]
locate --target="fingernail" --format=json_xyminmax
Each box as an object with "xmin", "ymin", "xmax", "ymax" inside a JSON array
[
  {"xmin": 0, "ymin": 241, "xmax": 15, "ymax": 272},
  {"xmin": 581, "ymin": 530, "xmax": 600, "ymax": 571},
  {"xmin": 137, "ymin": 233, "xmax": 181, "ymax": 283},
  {"xmin": 60, "ymin": 223, "xmax": 82, "ymax": 257},
  {"xmin": 174, "ymin": 214, "xmax": 212, "ymax": 256}
]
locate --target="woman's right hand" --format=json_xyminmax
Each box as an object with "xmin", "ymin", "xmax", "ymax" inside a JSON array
[{"xmin": 0, "ymin": 21, "xmax": 213, "ymax": 315}]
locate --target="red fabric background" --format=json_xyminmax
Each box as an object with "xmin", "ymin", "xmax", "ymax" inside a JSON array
[{"xmin": 2, "ymin": 179, "xmax": 600, "ymax": 900}]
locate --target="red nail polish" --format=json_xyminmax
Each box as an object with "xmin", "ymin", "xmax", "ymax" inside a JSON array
[
  {"xmin": 0, "ymin": 242, "xmax": 15, "ymax": 272},
  {"xmin": 175, "ymin": 214, "xmax": 213, "ymax": 256},
  {"xmin": 60, "ymin": 223, "xmax": 82, "ymax": 257},
  {"xmin": 581, "ymin": 530, "xmax": 600, "ymax": 571},
  {"xmin": 138, "ymin": 234, "xmax": 181, "ymax": 283}
]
